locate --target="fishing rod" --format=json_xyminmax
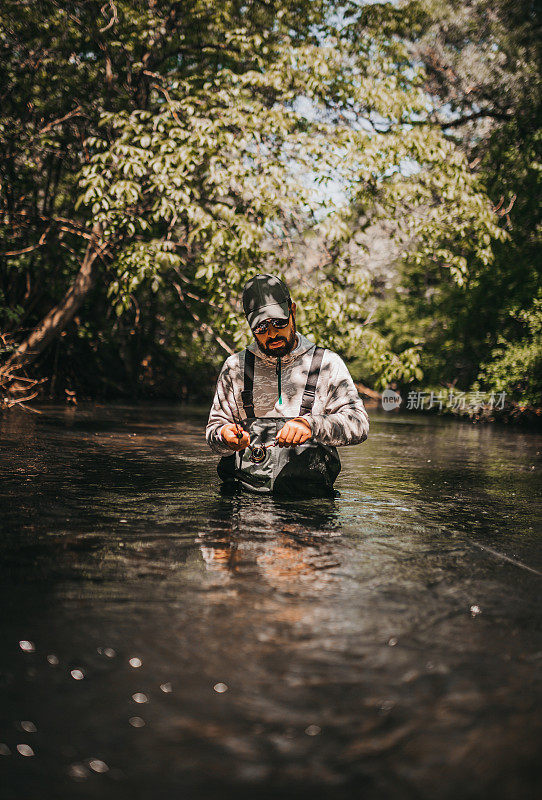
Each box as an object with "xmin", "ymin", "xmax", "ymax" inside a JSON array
[
  {"xmin": 225, "ymin": 379, "xmax": 278, "ymax": 463},
  {"xmin": 229, "ymin": 378, "xmax": 245, "ymax": 443}
]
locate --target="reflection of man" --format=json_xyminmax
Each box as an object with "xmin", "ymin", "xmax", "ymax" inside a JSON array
[
  {"xmin": 198, "ymin": 497, "xmax": 342, "ymax": 593},
  {"xmin": 205, "ymin": 274, "xmax": 369, "ymax": 494},
  {"xmin": 199, "ymin": 529, "xmax": 341, "ymax": 595}
]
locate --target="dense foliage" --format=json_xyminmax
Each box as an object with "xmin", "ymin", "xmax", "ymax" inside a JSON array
[
  {"xmin": 357, "ymin": 0, "xmax": 541, "ymax": 408},
  {"xmin": 0, "ymin": 0, "xmax": 539, "ymax": 414}
]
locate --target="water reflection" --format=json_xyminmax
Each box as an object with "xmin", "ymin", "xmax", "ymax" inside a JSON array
[{"xmin": 200, "ymin": 493, "xmax": 341, "ymax": 588}]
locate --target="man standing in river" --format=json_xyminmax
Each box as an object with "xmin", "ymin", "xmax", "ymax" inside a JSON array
[{"xmin": 205, "ymin": 274, "xmax": 369, "ymax": 494}]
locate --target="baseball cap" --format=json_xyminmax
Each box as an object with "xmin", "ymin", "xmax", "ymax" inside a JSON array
[{"xmin": 242, "ymin": 274, "xmax": 291, "ymax": 330}]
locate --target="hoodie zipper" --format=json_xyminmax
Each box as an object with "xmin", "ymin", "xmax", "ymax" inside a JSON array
[{"xmin": 276, "ymin": 356, "xmax": 282, "ymax": 405}]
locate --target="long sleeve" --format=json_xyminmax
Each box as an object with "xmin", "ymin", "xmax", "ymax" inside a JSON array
[
  {"xmin": 303, "ymin": 354, "xmax": 369, "ymax": 447},
  {"xmin": 206, "ymin": 358, "xmax": 238, "ymax": 456}
]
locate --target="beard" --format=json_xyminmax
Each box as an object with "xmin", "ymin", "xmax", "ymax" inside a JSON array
[{"xmin": 257, "ymin": 323, "xmax": 297, "ymax": 358}]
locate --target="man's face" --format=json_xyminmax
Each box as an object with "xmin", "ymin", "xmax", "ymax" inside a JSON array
[{"xmin": 253, "ymin": 302, "xmax": 297, "ymax": 358}]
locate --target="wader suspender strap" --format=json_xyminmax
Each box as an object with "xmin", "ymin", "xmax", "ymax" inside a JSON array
[
  {"xmin": 242, "ymin": 345, "xmax": 324, "ymax": 418},
  {"xmin": 241, "ymin": 349, "xmax": 255, "ymax": 418},
  {"xmin": 299, "ymin": 346, "xmax": 324, "ymax": 415}
]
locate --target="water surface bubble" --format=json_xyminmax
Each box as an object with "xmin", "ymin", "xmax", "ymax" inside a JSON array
[
  {"xmin": 305, "ymin": 725, "xmax": 322, "ymax": 736},
  {"xmin": 470, "ymin": 604, "xmax": 482, "ymax": 617},
  {"xmin": 20, "ymin": 721, "xmax": 37, "ymax": 733},
  {"xmin": 47, "ymin": 654, "xmax": 59, "ymax": 665},
  {"xmin": 103, "ymin": 648, "xmax": 116, "ymax": 658},
  {"xmin": 129, "ymin": 657, "xmax": 142, "ymax": 668},
  {"xmin": 213, "ymin": 682, "xmax": 228, "ymax": 693},
  {"xmin": 387, "ymin": 637, "xmax": 398, "ymax": 647},
  {"xmin": 132, "ymin": 692, "xmax": 148, "ymax": 704},
  {"xmin": 19, "ymin": 640, "xmax": 35, "ymax": 653},
  {"xmin": 71, "ymin": 669, "xmax": 85, "ymax": 680},
  {"xmin": 0, "ymin": 744, "xmax": 11, "ymax": 756},
  {"xmin": 129, "ymin": 716, "xmax": 145, "ymax": 728},
  {"xmin": 89, "ymin": 758, "xmax": 109, "ymax": 773},
  {"xmin": 160, "ymin": 682, "xmax": 172, "ymax": 693},
  {"xmin": 68, "ymin": 763, "xmax": 88, "ymax": 780},
  {"xmin": 16, "ymin": 744, "xmax": 34, "ymax": 756}
]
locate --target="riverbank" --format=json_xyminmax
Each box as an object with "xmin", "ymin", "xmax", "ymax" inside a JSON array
[
  {"xmin": 360, "ymin": 394, "xmax": 542, "ymax": 430},
  {"xmin": 3, "ymin": 389, "xmax": 541, "ymax": 431}
]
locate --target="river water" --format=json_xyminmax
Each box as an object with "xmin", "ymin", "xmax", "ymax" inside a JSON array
[{"xmin": 0, "ymin": 403, "xmax": 541, "ymax": 799}]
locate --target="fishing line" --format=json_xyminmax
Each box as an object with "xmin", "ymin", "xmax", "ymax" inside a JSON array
[
  {"xmin": 222, "ymin": 366, "xmax": 279, "ymax": 463},
  {"xmin": 470, "ymin": 540, "xmax": 542, "ymax": 577}
]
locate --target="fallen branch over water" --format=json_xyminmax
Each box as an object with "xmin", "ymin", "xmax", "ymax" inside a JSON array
[{"xmin": 355, "ymin": 383, "xmax": 381, "ymax": 400}]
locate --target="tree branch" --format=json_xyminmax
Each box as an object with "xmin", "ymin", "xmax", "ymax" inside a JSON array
[
  {"xmin": 172, "ymin": 281, "xmax": 234, "ymax": 355},
  {"xmin": 38, "ymin": 106, "xmax": 84, "ymax": 136},
  {"xmin": 440, "ymin": 109, "xmax": 513, "ymax": 129},
  {"xmin": 2, "ymin": 226, "xmax": 50, "ymax": 257},
  {"xmin": 2, "ymin": 225, "xmax": 106, "ymax": 372},
  {"xmin": 99, "ymin": 1, "xmax": 118, "ymax": 33}
]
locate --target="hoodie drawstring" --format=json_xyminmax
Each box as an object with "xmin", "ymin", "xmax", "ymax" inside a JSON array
[{"xmin": 276, "ymin": 356, "xmax": 282, "ymax": 405}]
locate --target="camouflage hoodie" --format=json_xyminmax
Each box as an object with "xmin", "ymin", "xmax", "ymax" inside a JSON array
[{"xmin": 206, "ymin": 333, "xmax": 369, "ymax": 456}]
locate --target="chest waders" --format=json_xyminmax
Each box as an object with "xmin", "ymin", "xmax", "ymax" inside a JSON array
[{"xmin": 217, "ymin": 346, "xmax": 341, "ymax": 497}]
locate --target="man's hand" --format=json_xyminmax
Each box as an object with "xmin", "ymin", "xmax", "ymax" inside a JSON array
[
  {"xmin": 220, "ymin": 423, "xmax": 250, "ymax": 451},
  {"xmin": 275, "ymin": 417, "xmax": 312, "ymax": 447}
]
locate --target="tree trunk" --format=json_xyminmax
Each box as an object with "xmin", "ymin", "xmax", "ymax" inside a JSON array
[{"xmin": 2, "ymin": 227, "xmax": 103, "ymax": 374}]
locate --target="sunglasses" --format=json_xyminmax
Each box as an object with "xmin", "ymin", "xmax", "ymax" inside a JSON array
[{"xmin": 253, "ymin": 315, "xmax": 291, "ymax": 335}]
